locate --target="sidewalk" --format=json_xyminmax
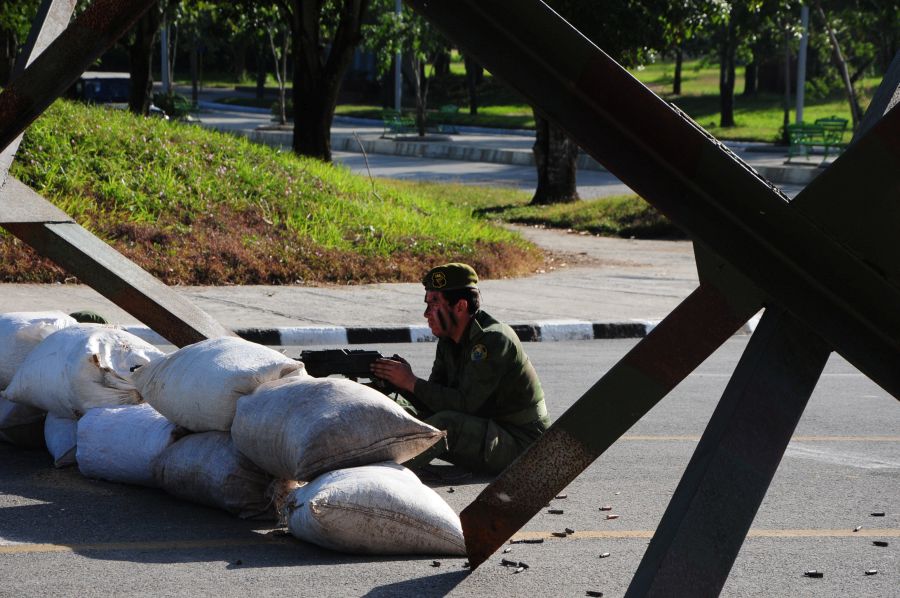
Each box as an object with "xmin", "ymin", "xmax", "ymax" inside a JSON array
[
  {"xmin": 1, "ymin": 228, "xmax": 747, "ymax": 346},
  {"xmin": 193, "ymin": 97, "xmax": 831, "ymax": 189}
]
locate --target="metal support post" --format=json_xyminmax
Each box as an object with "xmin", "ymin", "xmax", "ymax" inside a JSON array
[{"xmin": 626, "ymin": 309, "xmax": 831, "ymax": 596}]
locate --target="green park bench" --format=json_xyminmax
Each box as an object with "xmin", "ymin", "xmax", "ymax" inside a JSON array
[
  {"xmin": 786, "ymin": 115, "xmax": 849, "ymax": 162},
  {"xmin": 381, "ymin": 109, "xmax": 416, "ymax": 138}
]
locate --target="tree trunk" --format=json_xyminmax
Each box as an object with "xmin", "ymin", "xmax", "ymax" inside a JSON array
[
  {"xmin": 190, "ymin": 38, "xmax": 199, "ymax": 106},
  {"xmin": 531, "ymin": 110, "xmax": 579, "ymax": 205},
  {"xmin": 232, "ymin": 38, "xmax": 249, "ymax": 83},
  {"xmin": 814, "ymin": 1, "xmax": 862, "ymax": 129},
  {"xmin": 718, "ymin": 19, "xmax": 736, "ymax": 128},
  {"xmin": 781, "ymin": 30, "xmax": 791, "ymax": 144},
  {"xmin": 672, "ymin": 45, "xmax": 683, "ymax": 95},
  {"xmin": 414, "ymin": 59, "xmax": 428, "ymax": 136},
  {"xmin": 464, "ymin": 54, "xmax": 482, "ymax": 114},
  {"xmin": 127, "ymin": 9, "xmax": 161, "ymax": 115},
  {"xmin": 288, "ymin": 0, "xmax": 370, "ymax": 162},
  {"xmin": 1, "ymin": 30, "xmax": 17, "ymax": 86},
  {"xmin": 743, "ymin": 59, "xmax": 757, "ymax": 97},
  {"xmin": 255, "ymin": 40, "xmax": 267, "ymax": 100}
]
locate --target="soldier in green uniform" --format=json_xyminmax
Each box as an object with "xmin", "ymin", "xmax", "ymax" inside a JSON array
[{"xmin": 371, "ymin": 263, "xmax": 550, "ymax": 475}]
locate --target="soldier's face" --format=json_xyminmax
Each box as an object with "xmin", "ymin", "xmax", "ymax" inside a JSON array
[{"xmin": 424, "ymin": 291, "xmax": 459, "ymax": 338}]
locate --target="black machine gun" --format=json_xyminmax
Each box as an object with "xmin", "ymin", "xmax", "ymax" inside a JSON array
[
  {"xmin": 297, "ymin": 349, "xmax": 431, "ymax": 413},
  {"xmin": 298, "ymin": 349, "xmax": 397, "ymax": 393}
]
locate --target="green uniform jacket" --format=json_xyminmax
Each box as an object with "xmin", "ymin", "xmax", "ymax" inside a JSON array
[{"xmin": 413, "ymin": 310, "xmax": 549, "ymax": 427}]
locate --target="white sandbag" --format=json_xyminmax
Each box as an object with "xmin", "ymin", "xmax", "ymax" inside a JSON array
[
  {"xmin": 132, "ymin": 337, "xmax": 304, "ymax": 432},
  {"xmin": 232, "ymin": 376, "xmax": 445, "ymax": 481},
  {"xmin": 0, "ymin": 396, "xmax": 46, "ymax": 448},
  {"xmin": 153, "ymin": 431, "xmax": 294, "ymax": 519},
  {"xmin": 0, "ymin": 311, "xmax": 76, "ymax": 388},
  {"xmin": 77, "ymin": 403, "xmax": 183, "ymax": 487},
  {"xmin": 284, "ymin": 462, "xmax": 466, "ymax": 556},
  {"xmin": 44, "ymin": 412, "xmax": 78, "ymax": 468},
  {"xmin": 4, "ymin": 326, "xmax": 164, "ymax": 419}
]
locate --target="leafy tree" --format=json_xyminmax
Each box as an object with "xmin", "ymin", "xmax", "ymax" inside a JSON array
[
  {"xmin": 272, "ymin": 0, "xmax": 371, "ymax": 161},
  {"xmin": 364, "ymin": 1, "xmax": 450, "ymax": 136},
  {"xmin": 657, "ymin": 0, "xmax": 718, "ymax": 95},
  {"xmin": 0, "ymin": 0, "xmax": 42, "ymax": 84},
  {"xmin": 530, "ymin": 0, "xmax": 667, "ymax": 204}
]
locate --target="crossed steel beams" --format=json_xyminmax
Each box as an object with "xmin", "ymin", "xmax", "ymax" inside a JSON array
[
  {"xmin": 0, "ymin": 0, "xmax": 232, "ymax": 347},
  {"xmin": 2, "ymin": 0, "xmax": 897, "ymax": 593},
  {"xmin": 405, "ymin": 0, "xmax": 900, "ymax": 593}
]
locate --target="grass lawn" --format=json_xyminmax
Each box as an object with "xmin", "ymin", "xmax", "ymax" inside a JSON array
[
  {"xmin": 338, "ymin": 58, "xmax": 875, "ymax": 142},
  {"xmin": 3, "ymin": 100, "xmax": 544, "ymax": 285}
]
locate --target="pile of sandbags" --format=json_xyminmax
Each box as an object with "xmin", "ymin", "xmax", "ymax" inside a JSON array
[{"xmin": 0, "ymin": 318, "xmax": 465, "ymax": 557}]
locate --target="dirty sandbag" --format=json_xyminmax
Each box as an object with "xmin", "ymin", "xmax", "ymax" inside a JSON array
[
  {"xmin": 232, "ymin": 377, "xmax": 444, "ymax": 481},
  {"xmin": 153, "ymin": 430, "xmax": 296, "ymax": 519},
  {"xmin": 77, "ymin": 403, "xmax": 185, "ymax": 487},
  {"xmin": 4, "ymin": 326, "xmax": 164, "ymax": 419},
  {"xmin": 0, "ymin": 396, "xmax": 46, "ymax": 449},
  {"xmin": 44, "ymin": 412, "xmax": 78, "ymax": 468},
  {"xmin": 133, "ymin": 337, "xmax": 305, "ymax": 432},
  {"xmin": 0, "ymin": 311, "xmax": 77, "ymax": 388},
  {"xmin": 284, "ymin": 462, "xmax": 466, "ymax": 556}
]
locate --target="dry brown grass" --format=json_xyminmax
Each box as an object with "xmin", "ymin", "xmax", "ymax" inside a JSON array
[{"xmin": 0, "ymin": 205, "xmax": 543, "ymax": 286}]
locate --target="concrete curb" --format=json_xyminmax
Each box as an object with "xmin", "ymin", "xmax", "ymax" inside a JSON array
[{"xmin": 122, "ymin": 317, "xmax": 760, "ymax": 346}]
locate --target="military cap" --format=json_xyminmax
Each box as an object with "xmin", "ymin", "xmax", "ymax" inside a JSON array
[
  {"xmin": 422, "ymin": 263, "xmax": 479, "ymax": 291},
  {"xmin": 69, "ymin": 310, "xmax": 108, "ymax": 324}
]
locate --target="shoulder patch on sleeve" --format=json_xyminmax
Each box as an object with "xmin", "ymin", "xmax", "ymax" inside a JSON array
[{"xmin": 471, "ymin": 343, "xmax": 488, "ymax": 362}]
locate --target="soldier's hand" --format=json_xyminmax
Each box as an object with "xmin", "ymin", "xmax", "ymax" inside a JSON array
[{"xmin": 371, "ymin": 357, "xmax": 417, "ymax": 394}]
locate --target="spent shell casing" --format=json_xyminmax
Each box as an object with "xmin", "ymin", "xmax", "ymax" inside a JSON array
[
  {"xmin": 555, "ymin": 494, "xmax": 568, "ymax": 499},
  {"xmin": 872, "ymin": 541, "xmax": 889, "ymax": 547},
  {"xmin": 586, "ymin": 591, "xmax": 604, "ymax": 597},
  {"xmin": 502, "ymin": 547, "xmax": 512, "ymax": 554},
  {"xmin": 853, "ymin": 526, "xmax": 862, "ymax": 532},
  {"xmin": 514, "ymin": 567, "xmax": 525, "ymax": 574},
  {"xmin": 501, "ymin": 558, "xmax": 518, "ymax": 567},
  {"xmin": 552, "ymin": 531, "xmax": 568, "ymax": 537},
  {"xmin": 548, "ymin": 509, "xmax": 564, "ymax": 514},
  {"xmin": 804, "ymin": 570, "xmax": 823, "ymax": 578},
  {"xmin": 432, "ymin": 561, "xmax": 441, "ymax": 567},
  {"xmin": 599, "ymin": 505, "xmax": 613, "ymax": 511},
  {"xmin": 605, "ymin": 514, "xmax": 620, "ymax": 520},
  {"xmin": 565, "ymin": 528, "xmax": 575, "ymax": 534},
  {"xmin": 870, "ymin": 512, "xmax": 886, "ymax": 517},
  {"xmin": 865, "ymin": 569, "xmax": 878, "ymax": 576},
  {"xmin": 599, "ymin": 552, "xmax": 611, "ymax": 558},
  {"xmin": 510, "ymin": 538, "xmax": 544, "ymax": 544}
]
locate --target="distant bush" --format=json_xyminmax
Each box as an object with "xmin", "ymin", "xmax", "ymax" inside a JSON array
[{"xmin": 153, "ymin": 93, "xmax": 195, "ymax": 118}]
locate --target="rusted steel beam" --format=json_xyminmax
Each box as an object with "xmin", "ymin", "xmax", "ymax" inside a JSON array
[
  {"xmin": 626, "ymin": 309, "xmax": 831, "ymax": 596},
  {"xmin": 461, "ymin": 273, "xmax": 763, "ymax": 568},
  {"xmin": 0, "ymin": 0, "xmax": 158, "ymax": 154},
  {"xmin": 404, "ymin": 0, "xmax": 900, "ymax": 401},
  {"xmin": 0, "ymin": 0, "xmax": 76, "ymax": 186},
  {"xmin": 0, "ymin": 177, "xmax": 233, "ymax": 347}
]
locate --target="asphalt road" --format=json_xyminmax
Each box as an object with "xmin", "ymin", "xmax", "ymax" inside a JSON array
[{"xmin": 1, "ymin": 339, "xmax": 897, "ymax": 597}]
